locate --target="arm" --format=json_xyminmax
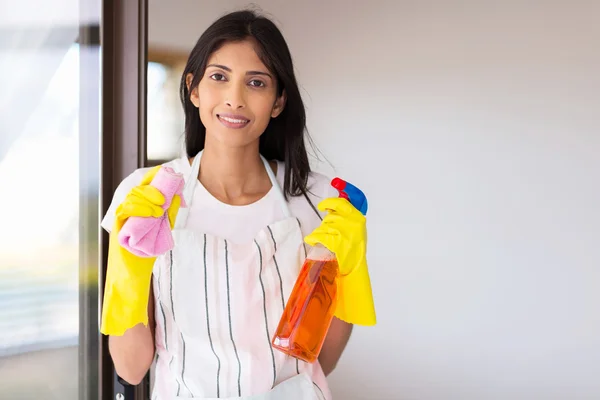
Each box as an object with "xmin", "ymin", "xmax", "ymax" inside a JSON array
[
  {"xmin": 108, "ymin": 281, "xmax": 156, "ymax": 385},
  {"xmin": 318, "ymin": 317, "xmax": 353, "ymax": 376}
]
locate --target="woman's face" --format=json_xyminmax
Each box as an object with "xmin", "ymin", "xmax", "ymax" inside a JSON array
[{"xmin": 188, "ymin": 39, "xmax": 286, "ymax": 150}]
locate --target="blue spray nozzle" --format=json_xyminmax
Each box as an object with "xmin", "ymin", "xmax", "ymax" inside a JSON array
[{"xmin": 331, "ymin": 178, "xmax": 368, "ymax": 216}]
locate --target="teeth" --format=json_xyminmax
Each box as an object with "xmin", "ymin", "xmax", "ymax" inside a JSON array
[{"xmin": 220, "ymin": 116, "xmax": 248, "ymax": 124}]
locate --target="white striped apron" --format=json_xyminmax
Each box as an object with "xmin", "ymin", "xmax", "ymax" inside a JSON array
[{"xmin": 150, "ymin": 151, "xmax": 331, "ymax": 399}]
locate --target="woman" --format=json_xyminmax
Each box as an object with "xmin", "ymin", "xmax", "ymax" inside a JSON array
[{"xmin": 100, "ymin": 9, "xmax": 375, "ymax": 400}]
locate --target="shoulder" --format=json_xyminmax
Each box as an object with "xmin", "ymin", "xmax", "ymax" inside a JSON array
[
  {"xmin": 274, "ymin": 160, "xmax": 337, "ymax": 201},
  {"xmin": 101, "ymin": 157, "xmax": 188, "ymax": 232},
  {"xmin": 306, "ymin": 169, "xmax": 338, "ymax": 201},
  {"xmin": 275, "ymin": 161, "xmax": 337, "ymax": 236}
]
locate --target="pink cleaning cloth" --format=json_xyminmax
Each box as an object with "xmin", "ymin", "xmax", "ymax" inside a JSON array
[{"xmin": 118, "ymin": 166, "xmax": 187, "ymax": 257}]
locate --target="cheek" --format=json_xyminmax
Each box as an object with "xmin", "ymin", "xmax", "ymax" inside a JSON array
[
  {"xmin": 197, "ymin": 88, "xmax": 218, "ymax": 120},
  {"xmin": 251, "ymin": 96, "xmax": 276, "ymax": 121}
]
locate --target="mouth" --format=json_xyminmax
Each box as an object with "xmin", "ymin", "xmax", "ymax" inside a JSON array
[{"xmin": 217, "ymin": 114, "xmax": 250, "ymax": 129}]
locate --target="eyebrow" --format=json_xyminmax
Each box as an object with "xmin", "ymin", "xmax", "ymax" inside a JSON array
[{"xmin": 207, "ymin": 64, "xmax": 272, "ymax": 78}]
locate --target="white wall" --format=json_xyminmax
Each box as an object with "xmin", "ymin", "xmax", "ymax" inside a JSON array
[{"xmin": 149, "ymin": 1, "xmax": 600, "ymax": 399}]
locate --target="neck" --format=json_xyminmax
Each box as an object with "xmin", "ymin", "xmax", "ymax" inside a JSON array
[{"xmin": 194, "ymin": 139, "xmax": 273, "ymax": 205}]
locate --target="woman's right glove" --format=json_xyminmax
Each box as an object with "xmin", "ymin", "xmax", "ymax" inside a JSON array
[
  {"xmin": 304, "ymin": 180, "xmax": 376, "ymax": 326},
  {"xmin": 100, "ymin": 166, "xmax": 182, "ymax": 336}
]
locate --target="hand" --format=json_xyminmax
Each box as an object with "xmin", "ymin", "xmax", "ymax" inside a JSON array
[
  {"xmin": 101, "ymin": 166, "xmax": 182, "ymax": 336},
  {"xmin": 115, "ymin": 165, "xmax": 182, "ymax": 232},
  {"xmin": 305, "ymin": 196, "xmax": 376, "ymax": 326},
  {"xmin": 304, "ymin": 197, "xmax": 367, "ymax": 276}
]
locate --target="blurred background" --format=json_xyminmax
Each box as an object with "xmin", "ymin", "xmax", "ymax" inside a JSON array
[{"xmin": 0, "ymin": 0, "xmax": 599, "ymax": 399}]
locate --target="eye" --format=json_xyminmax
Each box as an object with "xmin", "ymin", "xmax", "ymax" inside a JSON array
[
  {"xmin": 209, "ymin": 73, "xmax": 226, "ymax": 81},
  {"xmin": 249, "ymin": 79, "xmax": 266, "ymax": 88}
]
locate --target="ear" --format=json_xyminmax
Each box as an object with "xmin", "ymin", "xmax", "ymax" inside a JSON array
[
  {"xmin": 271, "ymin": 90, "xmax": 287, "ymax": 118},
  {"xmin": 186, "ymin": 73, "xmax": 200, "ymax": 108}
]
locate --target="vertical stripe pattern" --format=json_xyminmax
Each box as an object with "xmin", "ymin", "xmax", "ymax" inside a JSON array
[
  {"xmin": 314, "ymin": 382, "xmax": 325, "ymax": 400},
  {"xmin": 267, "ymin": 226, "xmax": 286, "ymax": 310},
  {"xmin": 225, "ymin": 239, "xmax": 242, "ymax": 396},
  {"xmin": 180, "ymin": 331, "xmax": 192, "ymax": 396},
  {"xmin": 255, "ymin": 239, "xmax": 277, "ymax": 387},
  {"xmin": 158, "ymin": 264, "xmax": 168, "ymax": 351},
  {"xmin": 204, "ymin": 234, "xmax": 221, "ymax": 397},
  {"xmin": 170, "ymin": 356, "xmax": 179, "ymax": 395},
  {"xmin": 169, "ymin": 250, "xmax": 175, "ymax": 323}
]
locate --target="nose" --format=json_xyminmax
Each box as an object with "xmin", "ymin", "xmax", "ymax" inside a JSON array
[{"xmin": 224, "ymin": 83, "xmax": 246, "ymax": 109}]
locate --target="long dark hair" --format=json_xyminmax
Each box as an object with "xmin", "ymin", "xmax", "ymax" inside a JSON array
[{"xmin": 180, "ymin": 9, "xmax": 313, "ymax": 200}]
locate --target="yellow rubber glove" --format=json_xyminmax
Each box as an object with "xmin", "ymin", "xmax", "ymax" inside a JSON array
[
  {"xmin": 100, "ymin": 166, "xmax": 182, "ymax": 336},
  {"xmin": 304, "ymin": 197, "xmax": 377, "ymax": 326}
]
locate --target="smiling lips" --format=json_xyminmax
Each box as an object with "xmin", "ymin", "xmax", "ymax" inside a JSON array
[{"xmin": 217, "ymin": 113, "xmax": 250, "ymax": 129}]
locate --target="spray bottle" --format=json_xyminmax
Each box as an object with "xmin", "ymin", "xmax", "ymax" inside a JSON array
[{"xmin": 272, "ymin": 178, "xmax": 367, "ymax": 363}]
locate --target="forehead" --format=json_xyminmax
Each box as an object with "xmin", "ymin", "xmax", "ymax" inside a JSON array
[{"xmin": 208, "ymin": 39, "xmax": 268, "ymax": 71}]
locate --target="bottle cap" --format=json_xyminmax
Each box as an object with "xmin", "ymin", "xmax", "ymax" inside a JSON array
[{"xmin": 331, "ymin": 178, "xmax": 368, "ymax": 216}]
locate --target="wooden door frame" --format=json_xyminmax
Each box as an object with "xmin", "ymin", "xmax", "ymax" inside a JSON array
[{"xmin": 100, "ymin": 0, "xmax": 149, "ymax": 399}]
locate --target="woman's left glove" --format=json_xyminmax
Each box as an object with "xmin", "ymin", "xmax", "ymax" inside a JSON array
[
  {"xmin": 304, "ymin": 196, "xmax": 377, "ymax": 326},
  {"xmin": 101, "ymin": 166, "xmax": 182, "ymax": 336}
]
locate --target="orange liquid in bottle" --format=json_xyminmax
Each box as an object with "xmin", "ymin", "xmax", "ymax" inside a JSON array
[{"xmin": 272, "ymin": 257, "xmax": 338, "ymax": 363}]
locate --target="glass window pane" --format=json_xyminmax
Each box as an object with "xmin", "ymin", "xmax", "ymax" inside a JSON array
[
  {"xmin": 147, "ymin": 60, "xmax": 185, "ymax": 162},
  {"xmin": 0, "ymin": 3, "xmax": 101, "ymax": 398},
  {"xmin": 0, "ymin": 42, "xmax": 80, "ymax": 400}
]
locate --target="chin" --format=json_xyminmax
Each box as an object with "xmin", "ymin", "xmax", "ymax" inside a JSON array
[{"xmin": 211, "ymin": 130, "xmax": 262, "ymax": 149}]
